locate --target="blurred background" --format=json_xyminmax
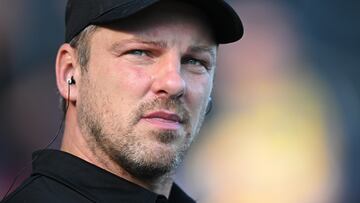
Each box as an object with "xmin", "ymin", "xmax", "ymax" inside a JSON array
[{"xmin": 0, "ymin": 0, "xmax": 359, "ymax": 202}]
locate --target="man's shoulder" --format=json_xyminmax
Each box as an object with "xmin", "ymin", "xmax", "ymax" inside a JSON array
[{"xmin": 2, "ymin": 174, "xmax": 93, "ymax": 203}]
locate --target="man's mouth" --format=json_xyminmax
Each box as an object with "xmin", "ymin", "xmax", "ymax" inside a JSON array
[{"xmin": 141, "ymin": 111, "xmax": 183, "ymax": 130}]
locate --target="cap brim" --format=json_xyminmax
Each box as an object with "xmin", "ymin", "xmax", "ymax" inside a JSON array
[
  {"xmin": 91, "ymin": 0, "xmax": 243, "ymax": 44},
  {"xmin": 185, "ymin": 0, "xmax": 243, "ymax": 43}
]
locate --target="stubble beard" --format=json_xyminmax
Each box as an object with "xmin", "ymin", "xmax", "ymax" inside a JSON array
[{"xmin": 77, "ymin": 80, "xmax": 207, "ymax": 181}]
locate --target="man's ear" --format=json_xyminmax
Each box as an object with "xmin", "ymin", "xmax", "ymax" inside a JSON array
[{"xmin": 55, "ymin": 44, "xmax": 80, "ymax": 102}]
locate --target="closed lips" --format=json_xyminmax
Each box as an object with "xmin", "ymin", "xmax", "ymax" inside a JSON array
[{"xmin": 142, "ymin": 111, "xmax": 182, "ymax": 123}]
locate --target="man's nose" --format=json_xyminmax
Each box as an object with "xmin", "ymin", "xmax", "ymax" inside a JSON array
[{"xmin": 150, "ymin": 55, "xmax": 185, "ymax": 99}]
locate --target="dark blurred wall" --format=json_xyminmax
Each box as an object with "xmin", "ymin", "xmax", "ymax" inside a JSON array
[
  {"xmin": 289, "ymin": 1, "xmax": 360, "ymax": 201},
  {"xmin": 0, "ymin": 0, "xmax": 66, "ymax": 197},
  {"xmin": 0, "ymin": 0, "xmax": 359, "ymax": 201}
]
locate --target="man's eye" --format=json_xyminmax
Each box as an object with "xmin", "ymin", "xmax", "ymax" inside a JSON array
[
  {"xmin": 186, "ymin": 58, "xmax": 202, "ymax": 66},
  {"xmin": 182, "ymin": 57, "xmax": 209, "ymax": 69},
  {"xmin": 127, "ymin": 50, "xmax": 149, "ymax": 56}
]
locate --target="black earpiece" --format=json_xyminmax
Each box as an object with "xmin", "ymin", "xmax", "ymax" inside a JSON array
[{"xmin": 67, "ymin": 76, "xmax": 76, "ymax": 85}]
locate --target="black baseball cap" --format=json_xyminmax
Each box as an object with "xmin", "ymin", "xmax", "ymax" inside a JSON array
[{"xmin": 65, "ymin": 0, "xmax": 243, "ymax": 44}]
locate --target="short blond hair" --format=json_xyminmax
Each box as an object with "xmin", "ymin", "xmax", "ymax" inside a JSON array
[{"xmin": 60, "ymin": 25, "xmax": 98, "ymax": 113}]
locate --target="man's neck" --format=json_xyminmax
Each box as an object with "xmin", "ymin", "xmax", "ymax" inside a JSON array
[
  {"xmin": 61, "ymin": 110, "xmax": 174, "ymax": 197},
  {"xmin": 61, "ymin": 141, "xmax": 174, "ymax": 197}
]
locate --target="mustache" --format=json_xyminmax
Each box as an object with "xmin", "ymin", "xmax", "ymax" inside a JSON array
[{"xmin": 133, "ymin": 97, "xmax": 190, "ymax": 124}]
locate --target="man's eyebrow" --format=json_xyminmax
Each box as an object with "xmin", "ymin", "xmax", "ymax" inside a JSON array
[
  {"xmin": 109, "ymin": 38, "xmax": 168, "ymax": 51},
  {"xmin": 109, "ymin": 39, "xmax": 216, "ymax": 58},
  {"xmin": 187, "ymin": 45, "xmax": 216, "ymax": 58}
]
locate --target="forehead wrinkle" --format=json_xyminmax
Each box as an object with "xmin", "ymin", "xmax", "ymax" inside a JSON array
[
  {"xmin": 138, "ymin": 30, "xmax": 216, "ymax": 55},
  {"xmin": 109, "ymin": 37, "xmax": 169, "ymax": 51},
  {"xmin": 135, "ymin": 31, "xmax": 173, "ymax": 49}
]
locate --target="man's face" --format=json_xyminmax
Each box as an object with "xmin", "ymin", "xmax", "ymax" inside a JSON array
[{"xmin": 76, "ymin": 1, "xmax": 216, "ymax": 179}]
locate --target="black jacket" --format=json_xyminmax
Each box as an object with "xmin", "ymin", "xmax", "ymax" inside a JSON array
[{"xmin": 2, "ymin": 150, "xmax": 195, "ymax": 203}]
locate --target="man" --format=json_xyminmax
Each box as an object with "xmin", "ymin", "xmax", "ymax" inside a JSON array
[{"xmin": 2, "ymin": 0, "xmax": 242, "ymax": 202}]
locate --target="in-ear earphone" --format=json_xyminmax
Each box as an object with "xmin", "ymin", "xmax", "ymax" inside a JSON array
[{"xmin": 67, "ymin": 76, "xmax": 76, "ymax": 85}]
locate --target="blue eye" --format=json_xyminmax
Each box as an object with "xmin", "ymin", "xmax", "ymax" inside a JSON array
[
  {"xmin": 186, "ymin": 58, "xmax": 202, "ymax": 66},
  {"xmin": 182, "ymin": 57, "xmax": 209, "ymax": 70},
  {"xmin": 128, "ymin": 50, "xmax": 148, "ymax": 56}
]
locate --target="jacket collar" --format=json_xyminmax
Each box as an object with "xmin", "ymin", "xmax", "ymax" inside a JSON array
[{"xmin": 32, "ymin": 149, "xmax": 195, "ymax": 203}]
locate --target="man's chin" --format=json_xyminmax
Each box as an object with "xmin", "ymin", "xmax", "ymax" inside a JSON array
[
  {"xmin": 112, "ymin": 141, "xmax": 187, "ymax": 180},
  {"xmin": 115, "ymin": 150, "xmax": 180, "ymax": 181},
  {"xmin": 146, "ymin": 128, "xmax": 190, "ymax": 146}
]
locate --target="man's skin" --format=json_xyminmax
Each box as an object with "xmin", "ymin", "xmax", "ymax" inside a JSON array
[{"xmin": 55, "ymin": 1, "xmax": 217, "ymax": 198}]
